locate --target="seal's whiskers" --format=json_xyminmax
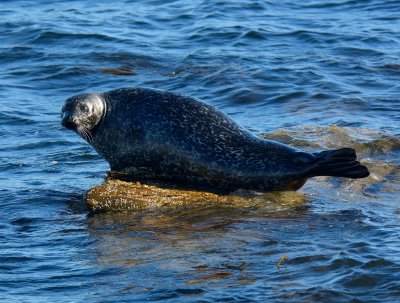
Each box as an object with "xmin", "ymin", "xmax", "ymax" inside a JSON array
[{"xmin": 78, "ymin": 126, "xmax": 92, "ymax": 142}]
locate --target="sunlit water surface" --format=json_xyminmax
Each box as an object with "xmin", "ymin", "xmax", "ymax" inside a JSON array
[{"xmin": 1, "ymin": 1, "xmax": 399, "ymax": 302}]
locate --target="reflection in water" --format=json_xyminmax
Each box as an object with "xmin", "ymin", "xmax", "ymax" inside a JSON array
[{"xmin": 86, "ymin": 204, "xmax": 311, "ymax": 297}]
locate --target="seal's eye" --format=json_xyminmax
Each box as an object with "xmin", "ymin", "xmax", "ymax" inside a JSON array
[{"xmin": 79, "ymin": 104, "xmax": 89, "ymax": 113}]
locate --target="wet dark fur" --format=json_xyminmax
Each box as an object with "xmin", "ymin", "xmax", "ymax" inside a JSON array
[{"xmin": 61, "ymin": 88, "xmax": 370, "ymax": 193}]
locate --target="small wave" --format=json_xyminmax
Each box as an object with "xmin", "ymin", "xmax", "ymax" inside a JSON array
[
  {"xmin": 311, "ymin": 93, "xmax": 335, "ymax": 100},
  {"xmin": 269, "ymin": 91, "xmax": 308, "ymax": 104},
  {"xmin": 188, "ymin": 30, "xmax": 241, "ymax": 42},
  {"xmin": 147, "ymin": 288, "xmax": 205, "ymax": 301},
  {"xmin": 299, "ymin": 0, "xmax": 365, "ymax": 9},
  {"xmin": 241, "ymin": 30, "xmax": 267, "ymax": 40},
  {"xmin": 377, "ymin": 63, "xmax": 400, "ymax": 72},
  {"xmin": 31, "ymin": 66, "xmax": 89, "ymax": 81},
  {"xmin": 333, "ymin": 46, "xmax": 384, "ymax": 57},
  {"xmin": 31, "ymin": 31, "xmax": 119, "ymax": 44},
  {"xmin": 11, "ymin": 140, "xmax": 73, "ymax": 151},
  {"xmin": 341, "ymin": 272, "xmax": 389, "ymax": 289},
  {"xmin": 228, "ymin": 88, "xmax": 265, "ymax": 105},
  {"xmin": 0, "ymin": 112, "xmax": 36, "ymax": 126},
  {"xmin": 361, "ymin": 258, "xmax": 395, "ymax": 268},
  {"xmin": 91, "ymin": 52, "xmax": 165, "ymax": 70},
  {"xmin": 101, "ymin": 66, "xmax": 136, "ymax": 76},
  {"xmin": 269, "ymin": 29, "xmax": 340, "ymax": 45}
]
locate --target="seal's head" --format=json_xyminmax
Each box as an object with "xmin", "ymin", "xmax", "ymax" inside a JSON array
[{"xmin": 61, "ymin": 93, "xmax": 105, "ymax": 142}]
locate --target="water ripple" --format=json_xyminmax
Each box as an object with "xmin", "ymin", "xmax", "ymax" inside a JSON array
[{"xmin": 1, "ymin": 0, "xmax": 400, "ymax": 302}]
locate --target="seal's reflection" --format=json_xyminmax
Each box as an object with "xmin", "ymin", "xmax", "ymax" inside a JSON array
[
  {"xmin": 85, "ymin": 202, "xmax": 310, "ymax": 296},
  {"xmin": 86, "ymin": 195, "xmax": 310, "ymax": 270}
]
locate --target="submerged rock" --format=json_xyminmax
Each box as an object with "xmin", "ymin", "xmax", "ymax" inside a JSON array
[{"xmin": 261, "ymin": 125, "xmax": 400, "ymax": 155}]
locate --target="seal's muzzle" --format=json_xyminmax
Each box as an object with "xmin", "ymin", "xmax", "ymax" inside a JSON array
[{"xmin": 61, "ymin": 114, "xmax": 78, "ymax": 130}]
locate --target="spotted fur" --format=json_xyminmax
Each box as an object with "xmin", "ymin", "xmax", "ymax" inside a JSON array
[{"xmin": 61, "ymin": 88, "xmax": 368, "ymax": 193}]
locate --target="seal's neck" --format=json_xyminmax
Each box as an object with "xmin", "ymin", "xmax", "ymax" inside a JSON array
[{"xmin": 90, "ymin": 95, "xmax": 107, "ymax": 137}]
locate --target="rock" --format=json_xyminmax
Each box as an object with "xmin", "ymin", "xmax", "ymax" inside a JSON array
[{"xmin": 85, "ymin": 178, "xmax": 307, "ymax": 213}]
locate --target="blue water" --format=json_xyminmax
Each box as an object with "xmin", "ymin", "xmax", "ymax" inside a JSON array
[{"xmin": 1, "ymin": 0, "xmax": 400, "ymax": 302}]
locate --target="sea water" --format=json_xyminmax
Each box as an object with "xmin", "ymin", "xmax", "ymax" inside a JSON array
[{"xmin": 0, "ymin": 1, "xmax": 399, "ymax": 302}]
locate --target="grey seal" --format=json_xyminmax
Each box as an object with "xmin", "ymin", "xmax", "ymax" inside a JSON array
[{"xmin": 61, "ymin": 88, "xmax": 369, "ymax": 193}]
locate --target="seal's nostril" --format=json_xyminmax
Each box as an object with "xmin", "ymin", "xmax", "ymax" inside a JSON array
[
  {"xmin": 64, "ymin": 121, "xmax": 77, "ymax": 129},
  {"xmin": 61, "ymin": 117, "xmax": 77, "ymax": 130}
]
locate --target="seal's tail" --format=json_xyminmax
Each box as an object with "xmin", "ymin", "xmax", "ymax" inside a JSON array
[{"xmin": 309, "ymin": 148, "xmax": 370, "ymax": 179}]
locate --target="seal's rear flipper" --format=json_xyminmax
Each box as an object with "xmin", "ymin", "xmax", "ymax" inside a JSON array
[{"xmin": 310, "ymin": 148, "xmax": 370, "ymax": 179}]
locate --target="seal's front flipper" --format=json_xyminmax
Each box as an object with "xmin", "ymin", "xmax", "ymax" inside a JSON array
[{"xmin": 310, "ymin": 148, "xmax": 370, "ymax": 179}]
